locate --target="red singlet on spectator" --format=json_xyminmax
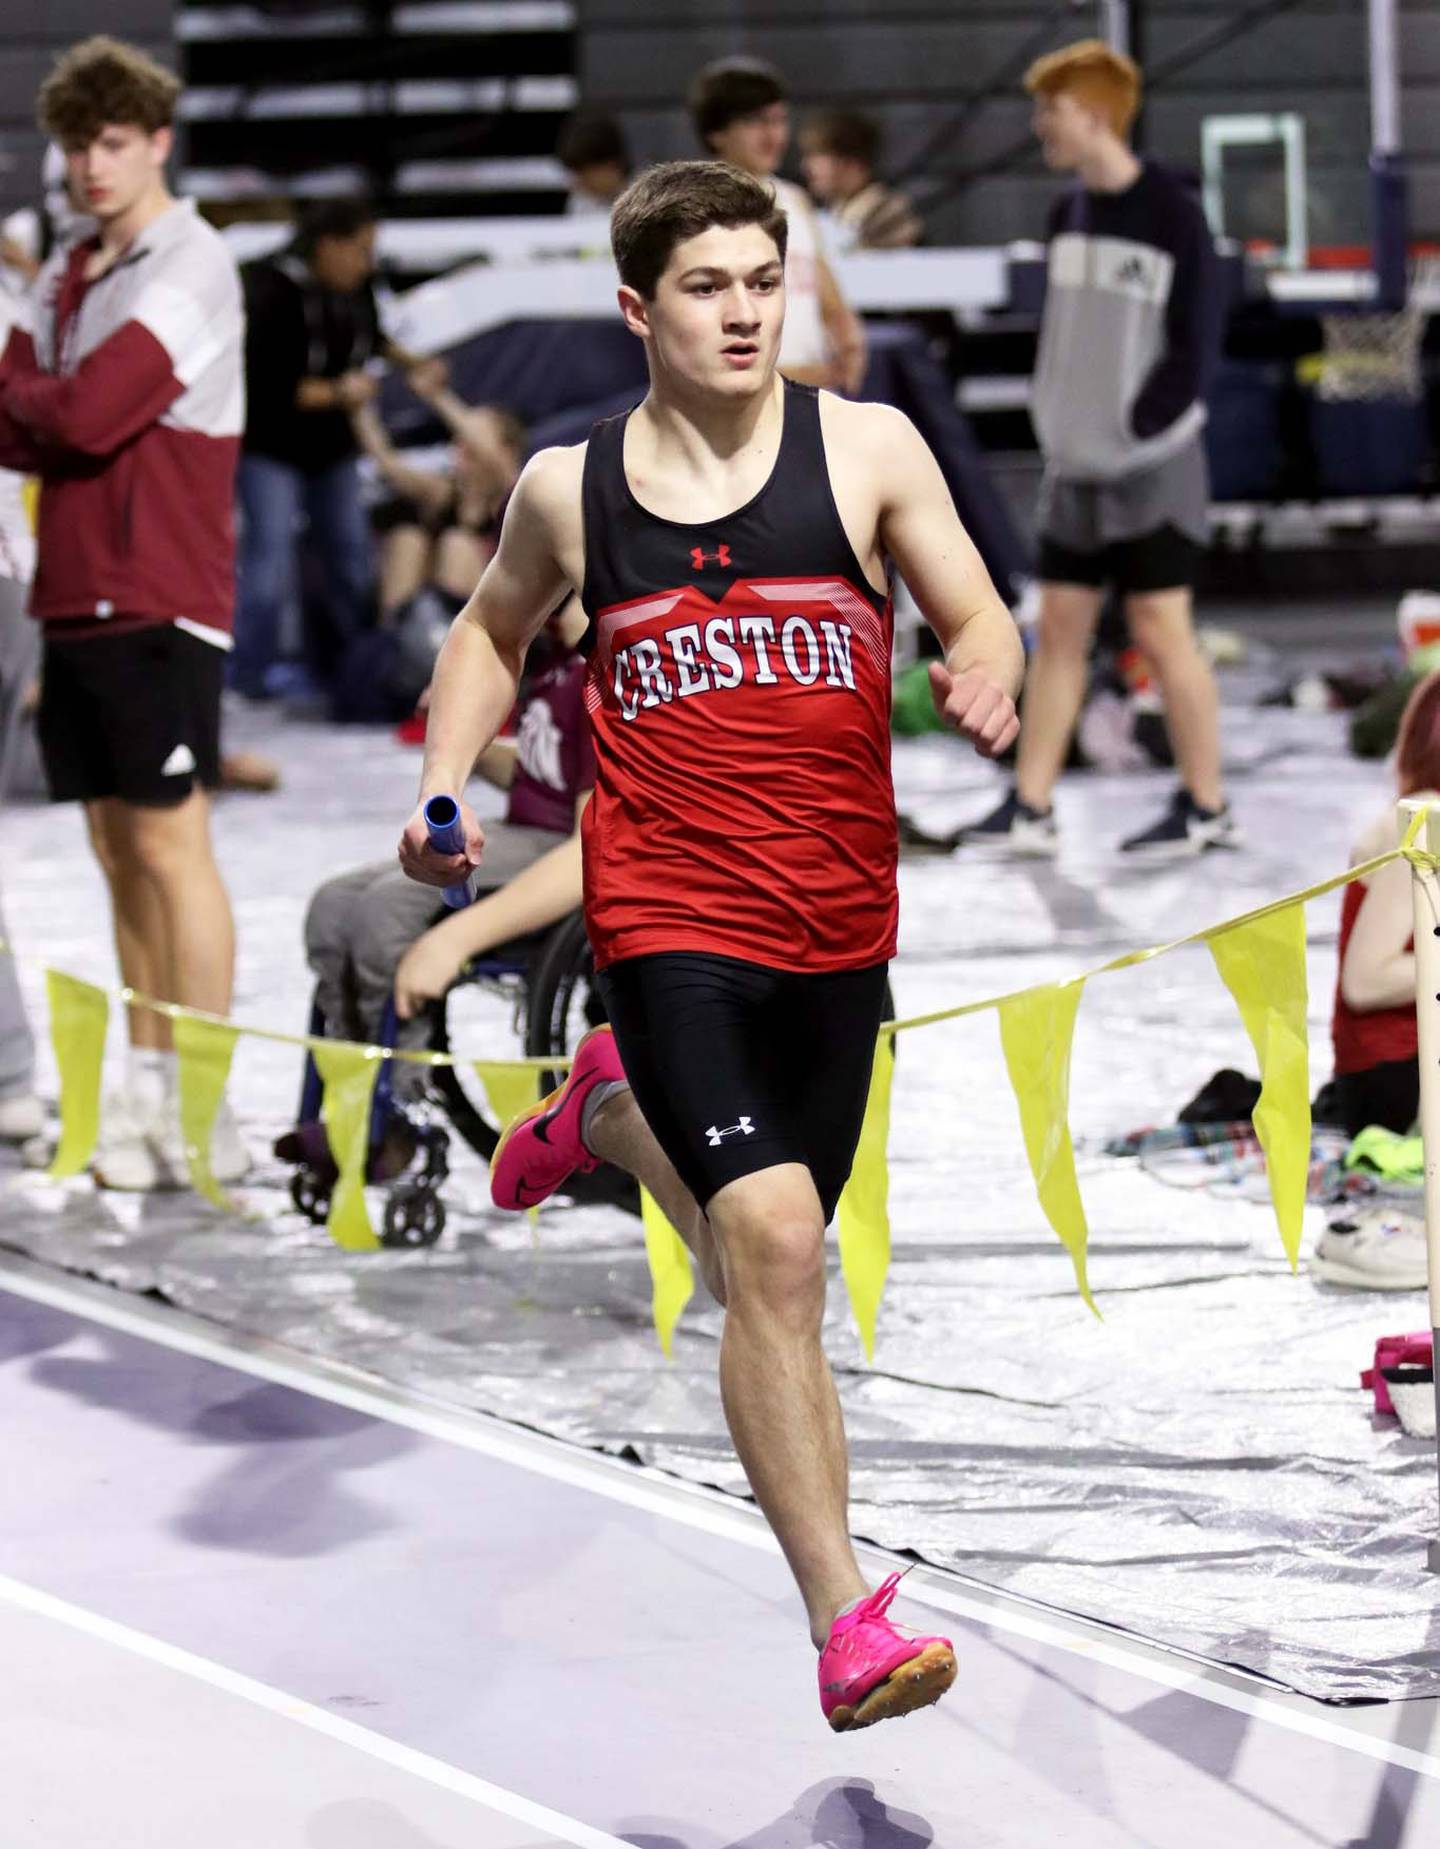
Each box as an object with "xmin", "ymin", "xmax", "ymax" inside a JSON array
[{"xmin": 1331, "ymin": 879, "xmax": 1418, "ymax": 1075}]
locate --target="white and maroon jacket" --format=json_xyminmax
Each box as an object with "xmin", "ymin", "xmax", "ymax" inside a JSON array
[
  {"xmin": 0, "ymin": 268, "xmax": 35, "ymax": 586},
  {"xmin": 0, "ymin": 198, "xmax": 243, "ymax": 637}
]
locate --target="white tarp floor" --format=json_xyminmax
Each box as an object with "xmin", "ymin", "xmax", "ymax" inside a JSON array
[
  {"xmin": 2, "ymin": 600, "xmax": 1438, "ymax": 1720},
  {"xmin": 3, "ymin": 1257, "xmax": 1439, "ymax": 1849}
]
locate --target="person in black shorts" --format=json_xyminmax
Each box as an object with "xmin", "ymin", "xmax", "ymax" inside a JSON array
[
  {"xmin": 0, "ymin": 39, "xmax": 247, "ymax": 1190},
  {"xmin": 967, "ymin": 40, "xmax": 1237, "ymax": 861},
  {"xmin": 398, "ymin": 161, "xmax": 1024, "ymax": 1731}
]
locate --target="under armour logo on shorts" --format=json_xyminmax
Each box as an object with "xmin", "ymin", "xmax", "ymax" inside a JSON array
[
  {"xmin": 706, "ymin": 1116, "xmax": 754, "ymax": 1147},
  {"xmin": 690, "ymin": 544, "xmax": 731, "ymax": 570}
]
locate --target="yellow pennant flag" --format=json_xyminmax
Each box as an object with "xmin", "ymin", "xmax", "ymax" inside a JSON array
[
  {"xmin": 640, "ymin": 1187, "xmax": 694, "ymax": 1358},
  {"xmin": 473, "ymin": 1061, "xmax": 542, "ymax": 1145},
  {"xmin": 997, "ymin": 981, "xmax": 1097, "ymax": 1315},
  {"xmin": 46, "ymin": 969, "xmax": 108, "ymax": 1178},
  {"xmin": 475, "ymin": 1063, "xmax": 544, "ymax": 1237},
  {"xmin": 835, "ymin": 1032, "xmax": 895, "ymax": 1360},
  {"xmin": 172, "ymin": 1014, "xmax": 240, "ymax": 1211},
  {"xmin": 311, "ymin": 1043, "xmax": 384, "ymax": 1251},
  {"xmin": 1208, "ymin": 902, "xmax": 1311, "ymax": 1269}
]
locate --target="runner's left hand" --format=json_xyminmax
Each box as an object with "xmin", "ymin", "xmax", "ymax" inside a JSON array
[{"xmin": 928, "ymin": 662, "xmax": 1019, "ymax": 758}]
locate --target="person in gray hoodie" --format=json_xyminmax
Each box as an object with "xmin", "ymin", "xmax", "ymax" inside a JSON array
[{"xmin": 967, "ymin": 39, "xmax": 1237, "ymax": 860}]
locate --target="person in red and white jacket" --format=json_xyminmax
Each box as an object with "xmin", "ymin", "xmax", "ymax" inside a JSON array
[{"xmin": 0, "ymin": 37, "xmax": 247, "ymax": 1191}]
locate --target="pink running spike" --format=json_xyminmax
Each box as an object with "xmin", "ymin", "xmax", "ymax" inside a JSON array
[
  {"xmin": 490, "ymin": 1025, "xmax": 626, "ymax": 1211},
  {"xmin": 818, "ymin": 1572, "xmax": 957, "ymax": 1732}
]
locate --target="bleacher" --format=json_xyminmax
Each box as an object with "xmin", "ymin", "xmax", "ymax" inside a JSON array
[{"xmin": 176, "ymin": 0, "xmax": 577, "ymax": 227}]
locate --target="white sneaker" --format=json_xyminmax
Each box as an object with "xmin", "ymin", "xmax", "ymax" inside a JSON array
[
  {"xmin": 1310, "ymin": 1210, "xmax": 1430, "ymax": 1290},
  {"xmin": 155, "ymin": 1095, "xmax": 252, "ymax": 1189},
  {"xmin": 207, "ymin": 1098, "xmax": 251, "ymax": 1185},
  {"xmin": 0, "ymin": 1092, "xmax": 44, "ymax": 1143},
  {"xmin": 93, "ymin": 1089, "xmax": 183, "ymax": 1192}
]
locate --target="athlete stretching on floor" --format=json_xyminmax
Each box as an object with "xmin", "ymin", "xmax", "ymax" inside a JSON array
[{"xmin": 399, "ymin": 161, "xmax": 1023, "ymax": 1731}]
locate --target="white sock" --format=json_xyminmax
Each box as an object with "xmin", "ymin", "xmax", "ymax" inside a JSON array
[{"xmin": 128, "ymin": 1047, "xmax": 177, "ymax": 1101}]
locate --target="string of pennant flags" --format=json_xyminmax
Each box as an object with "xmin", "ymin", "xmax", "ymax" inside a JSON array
[{"xmin": 5, "ymin": 808, "xmax": 1433, "ymax": 1360}]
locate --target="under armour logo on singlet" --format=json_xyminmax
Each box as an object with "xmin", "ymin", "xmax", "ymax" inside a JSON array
[{"xmin": 691, "ymin": 544, "xmax": 731, "ymax": 570}]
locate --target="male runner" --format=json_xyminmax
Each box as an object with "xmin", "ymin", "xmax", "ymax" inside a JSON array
[{"xmin": 399, "ymin": 161, "xmax": 1023, "ymax": 1731}]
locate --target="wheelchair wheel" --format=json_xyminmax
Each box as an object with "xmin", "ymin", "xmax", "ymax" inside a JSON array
[
  {"xmin": 524, "ymin": 910, "xmax": 607, "ymax": 1065},
  {"xmin": 381, "ymin": 1183, "xmax": 446, "ymax": 1249},
  {"xmin": 427, "ymin": 913, "xmax": 581, "ymax": 1164},
  {"xmin": 290, "ymin": 1167, "xmax": 332, "ymax": 1226},
  {"xmin": 429, "ymin": 1006, "xmax": 503, "ymax": 1162}
]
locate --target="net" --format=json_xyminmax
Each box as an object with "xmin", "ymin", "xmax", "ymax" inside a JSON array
[{"xmin": 1309, "ymin": 257, "xmax": 1438, "ymax": 403}]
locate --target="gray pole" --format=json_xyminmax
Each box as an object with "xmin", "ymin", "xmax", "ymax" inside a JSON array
[
  {"xmin": 1098, "ymin": 1, "xmax": 1130, "ymax": 53},
  {"xmin": 1369, "ymin": 0, "xmax": 1401, "ymax": 155},
  {"xmin": 1369, "ymin": 0, "xmax": 1408, "ymax": 306}
]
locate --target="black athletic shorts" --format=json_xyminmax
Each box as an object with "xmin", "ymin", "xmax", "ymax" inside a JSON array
[
  {"xmin": 39, "ymin": 624, "xmax": 224, "ymax": 806},
  {"xmin": 1037, "ymin": 522, "xmax": 1200, "ymax": 596},
  {"xmin": 597, "ymin": 951, "xmax": 890, "ymax": 1224}
]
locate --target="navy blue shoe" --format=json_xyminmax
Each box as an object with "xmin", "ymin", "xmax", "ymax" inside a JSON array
[
  {"xmin": 1120, "ymin": 790, "xmax": 1241, "ymax": 859},
  {"xmin": 961, "ymin": 788, "xmax": 1058, "ymax": 858}
]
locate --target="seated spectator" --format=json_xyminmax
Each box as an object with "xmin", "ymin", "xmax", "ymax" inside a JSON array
[
  {"xmin": 353, "ymin": 365, "xmax": 524, "ymax": 623},
  {"xmin": 302, "ymin": 601, "xmax": 592, "ymax": 1096},
  {"xmin": 1326, "ymin": 673, "xmax": 1440, "ymax": 1138},
  {"xmin": 557, "ymin": 111, "xmax": 632, "ymax": 216},
  {"xmin": 235, "ymin": 197, "xmax": 431, "ymax": 699},
  {"xmin": 799, "ymin": 108, "xmax": 922, "ymax": 252}
]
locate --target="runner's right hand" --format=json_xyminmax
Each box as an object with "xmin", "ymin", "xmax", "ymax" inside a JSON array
[{"xmin": 397, "ymin": 800, "xmax": 485, "ymax": 888}]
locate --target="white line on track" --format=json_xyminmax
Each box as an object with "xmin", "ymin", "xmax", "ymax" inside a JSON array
[
  {"xmin": 4, "ymin": 1254, "xmax": 1439, "ymax": 1785},
  {"xmin": 0, "ymin": 1570, "xmax": 630, "ymax": 1849}
]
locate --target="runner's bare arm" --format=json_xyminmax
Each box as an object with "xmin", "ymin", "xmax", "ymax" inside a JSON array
[
  {"xmin": 869, "ymin": 404, "xmax": 1024, "ymax": 757},
  {"xmin": 400, "ymin": 445, "xmax": 581, "ymax": 885}
]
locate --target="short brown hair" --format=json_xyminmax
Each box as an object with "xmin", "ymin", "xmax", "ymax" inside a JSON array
[
  {"xmin": 39, "ymin": 36, "xmax": 180, "ymax": 147},
  {"xmin": 557, "ymin": 110, "xmax": 630, "ymax": 177},
  {"xmin": 1023, "ymin": 38, "xmax": 1141, "ymax": 137},
  {"xmin": 800, "ymin": 108, "xmax": 881, "ymax": 172},
  {"xmin": 688, "ymin": 58, "xmax": 787, "ymax": 149},
  {"xmin": 610, "ymin": 160, "xmax": 788, "ymax": 299}
]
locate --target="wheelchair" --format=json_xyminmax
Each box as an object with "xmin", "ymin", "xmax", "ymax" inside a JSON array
[{"xmin": 282, "ymin": 907, "xmax": 617, "ymax": 1250}]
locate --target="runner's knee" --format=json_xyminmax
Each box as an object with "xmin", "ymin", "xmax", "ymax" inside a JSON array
[{"xmin": 719, "ymin": 1213, "xmax": 826, "ymax": 1320}]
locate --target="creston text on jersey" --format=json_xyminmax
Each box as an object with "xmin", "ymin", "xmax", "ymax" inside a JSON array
[{"xmin": 607, "ymin": 609, "xmax": 857, "ymax": 722}]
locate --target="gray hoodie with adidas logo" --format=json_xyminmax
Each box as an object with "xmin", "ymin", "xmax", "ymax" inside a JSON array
[{"xmin": 1031, "ymin": 162, "xmax": 1224, "ymax": 484}]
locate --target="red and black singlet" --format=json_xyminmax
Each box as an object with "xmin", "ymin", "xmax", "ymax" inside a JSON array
[{"xmin": 578, "ymin": 380, "xmax": 897, "ymax": 973}]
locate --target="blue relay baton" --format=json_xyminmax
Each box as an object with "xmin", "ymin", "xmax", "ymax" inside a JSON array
[{"xmin": 423, "ymin": 794, "xmax": 475, "ymax": 908}]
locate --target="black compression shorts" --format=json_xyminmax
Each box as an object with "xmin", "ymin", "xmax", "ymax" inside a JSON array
[{"xmin": 597, "ymin": 951, "xmax": 890, "ymax": 1224}]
